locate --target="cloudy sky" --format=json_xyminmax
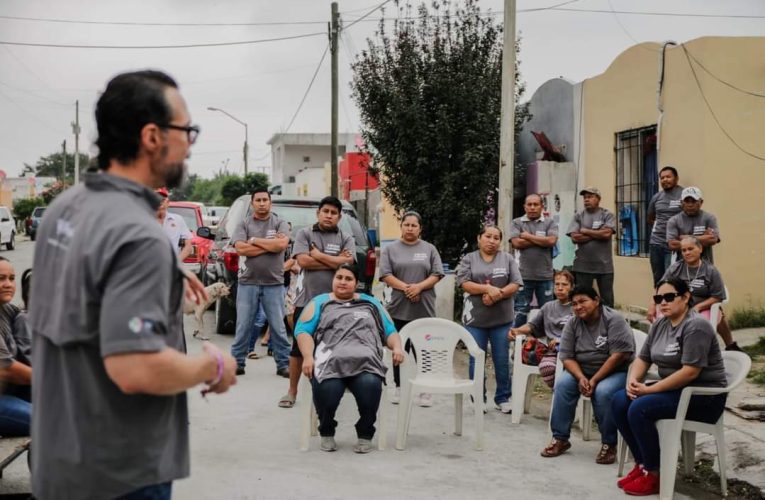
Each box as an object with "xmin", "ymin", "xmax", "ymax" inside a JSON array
[{"xmin": 0, "ymin": 0, "xmax": 762, "ymax": 180}]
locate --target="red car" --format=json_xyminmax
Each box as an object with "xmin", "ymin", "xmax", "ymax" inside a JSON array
[{"xmin": 167, "ymin": 201, "xmax": 215, "ymax": 282}]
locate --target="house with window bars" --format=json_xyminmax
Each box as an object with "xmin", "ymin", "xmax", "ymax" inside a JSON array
[{"xmin": 519, "ymin": 36, "xmax": 765, "ymax": 311}]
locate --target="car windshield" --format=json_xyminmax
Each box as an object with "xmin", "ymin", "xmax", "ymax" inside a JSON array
[
  {"xmin": 33, "ymin": 208, "xmax": 46, "ymax": 217},
  {"xmin": 271, "ymin": 205, "xmax": 362, "ymax": 245},
  {"xmin": 168, "ymin": 206, "xmax": 199, "ymax": 232}
]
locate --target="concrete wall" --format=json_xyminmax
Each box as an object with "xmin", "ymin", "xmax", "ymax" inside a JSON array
[
  {"xmin": 268, "ymin": 133, "xmax": 356, "ymax": 186},
  {"xmin": 580, "ymin": 37, "xmax": 765, "ymax": 310},
  {"xmin": 518, "ymin": 78, "xmax": 576, "ymax": 167}
]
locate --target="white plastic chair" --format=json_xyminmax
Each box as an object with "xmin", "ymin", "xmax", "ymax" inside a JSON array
[
  {"xmin": 709, "ymin": 286, "xmax": 729, "ymax": 328},
  {"xmin": 616, "ymin": 351, "xmax": 750, "ymax": 499},
  {"xmin": 395, "ymin": 318, "xmax": 485, "ymax": 451},
  {"xmin": 510, "ymin": 309, "xmax": 543, "ymax": 424},
  {"xmin": 298, "ymin": 369, "xmax": 389, "ymax": 452}
]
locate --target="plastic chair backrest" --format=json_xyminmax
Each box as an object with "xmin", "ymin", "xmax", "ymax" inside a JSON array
[
  {"xmin": 721, "ymin": 351, "xmax": 751, "ymax": 393},
  {"xmin": 632, "ymin": 328, "xmax": 647, "ymax": 356},
  {"xmin": 398, "ymin": 318, "xmax": 482, "ymax": 379},
  {"xmin": 722, "ymin": 285, "xmax": 730, "ymax": 304}
]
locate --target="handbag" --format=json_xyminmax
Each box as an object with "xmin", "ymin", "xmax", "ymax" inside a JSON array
[{"xmin": 521, "ymin": 337, "xmax": 550, "ymax": 366}]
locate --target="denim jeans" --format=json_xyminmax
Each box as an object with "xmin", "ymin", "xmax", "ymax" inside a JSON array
[
  {"xmin": 465, "ymin": 322, "xmax": 512, "ymax": 404},
  {"xmin": 231, "ymin": 283, "xmax": 289, "ymax": 370},
  {"xmin": 512, "ymin": 279, "xmax": 554, "ymax": 327},
  {"xmin": 0, "ymin": 394, "xmax": 31, "ymax": 437},
  {"xmin": 649, "ymin": 244, "xmax": 672, "ymax": 287},
  {"xmin": 550, "ymin": 369, "xmax": 626, "ymax": 444},
  {"xmin": 612, "ymin": 388, "xmax": 727, "ymax": 471},
  {"xmin": 574, "ymin": 272, "xmax": 615, "ymax": 308},
  {"xmin": 311, "ymin": 372, "xmax": 383, "ymax": 439},
  {"xmin": 115, "ymin": 482, "xmax": 172, "ymax": 500},
  {"xmin": 246, "ymin": 303, "xmax": 268, "ymax": 353}
]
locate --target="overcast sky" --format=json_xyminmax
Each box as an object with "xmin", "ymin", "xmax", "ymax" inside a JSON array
[{"xmin": 0, "ymin": 0, "xmax": 763, "ymax": 180}]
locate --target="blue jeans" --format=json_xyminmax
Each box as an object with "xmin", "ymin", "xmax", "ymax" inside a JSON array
[
  {"xmin": 246, "ymin": 303, "xmax": 268, "ymax": 353},
  {"xmin": 512, "ymin": 279, "xmax": 554, "ymax": 328},
  {"xmin": 550, "ymin": 369, "xmax": 626, "ymax": 445},
  {"xmin": 115, "ymin": 482, "xmax": 172, "ymax": 500},
  {"xmin": 311, "ymin": 372, "xmax": 383, "ymax": 439},
  {"xmin": 0, "ymin": 394, "xmax": 31, "ymax": 437},
  {"xmin": 612, "ymin": 388, "xmax": 727, "ymax": 471},
  {"xmin": 649, "ymin": 244, "xmax": 672, "ymax": 287},
  {"xmin": 231, "ymin": 284, "xmax": 289, "ymax": 370},
  {"xmin": 465, "ymin": 323, "xmax": 512, "ymax": 404}
]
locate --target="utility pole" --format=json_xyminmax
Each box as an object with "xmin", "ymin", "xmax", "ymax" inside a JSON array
[
  {"xmin": 497, "ymin": 0, "xmax": 516, "ymax": 249},
  {"xmin": 72, "ymin": 100, "xmax": 81, "ymax": 184},
  {"xmin": 61, "ymin": 140, "xmax": 67, "ymax": 182},
  {"xmin": 243, "ymin": 122, "xmax": 249, "ymax": 175},
  {"xmin": 330, "ymin": 2, "xmax": 339, "ymax": 197}
]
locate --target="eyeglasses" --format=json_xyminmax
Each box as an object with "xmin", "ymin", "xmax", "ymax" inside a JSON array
[
  {"xmin": 162, "ymin": 123, "xmax": 200, "ymax": 144},
  {"xmin": 652, "ymin": 292, "xmax": 681, "ymax": 304}
]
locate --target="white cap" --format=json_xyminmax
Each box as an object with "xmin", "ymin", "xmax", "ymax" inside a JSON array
[{"xmin": 681, "ymin": 186, "xmax": 703, "ymax": 200}]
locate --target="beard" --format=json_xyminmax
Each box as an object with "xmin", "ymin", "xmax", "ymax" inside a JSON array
[{"xmin": 163, "ymin": 161, "xmax": 187, "ymax": 189}]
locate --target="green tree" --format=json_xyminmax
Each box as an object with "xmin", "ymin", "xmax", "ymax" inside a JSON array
[
  {"xmin": 219, "ymin": 173, "xmax": 269, "ymax": 205},
  {"xmin": 351, "ymin": 0, "xmax": 531, "ymax": 265},
  {"xmin": 22, "ymin": 151, "xmax": 90, "ymax": 181},
  {"xmin": 13, "ymin": 197, "xmax": 45, "ymax": 221}
]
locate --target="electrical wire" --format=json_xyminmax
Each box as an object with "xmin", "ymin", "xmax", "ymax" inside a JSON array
[
  {"xmin": 682, "ymin": 45, "xmax": 765, "ymax": 98},
  {"xmin": 344, "ymin": 0, "xmax": 394, "ymax": 29},
  {"xmin": 0, "ymin": 14, "xmax": 326, "ymax": 27},
  {"xmin": 0, "ymin": 31, "xmax": 325, "ymax": 49},
  {"xmin": 549, "ymin": 7, "xmax": 765, "ymax": 19},
  {"xmin": 283, "ymin": 43, "xmax": 330, "ymax": 133},
  {"xmin": 606, "ymin": 0, "xmax": 658, "ymax": 53},
  {"xmin": 681, "ymin": 43, "xmax": 765, "ymax": 162}
]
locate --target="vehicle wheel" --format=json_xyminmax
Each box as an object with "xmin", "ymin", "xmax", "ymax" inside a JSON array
[
  {"xmin": 215, "ymin": 295, "xmax": 236, "ymax": 335},
  {"xmin": 5, "ymin": 232, "xmax": 14, "ymax": 250}
]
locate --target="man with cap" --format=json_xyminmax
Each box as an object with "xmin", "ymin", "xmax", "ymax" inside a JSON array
[
  {"xmin": 567, "ymin": 187, "xmax": 616, "ymax": 307},
  {"xmin": 666, "ymin": 186, "xmax": 720, "ymax": 263},
  {"xmin": 647, "ymin": 166, "xmax": 683, "ymax": 286},
  {"xmin": 156, "ymin": 187, "xmax": 193, "ymax": 261}
]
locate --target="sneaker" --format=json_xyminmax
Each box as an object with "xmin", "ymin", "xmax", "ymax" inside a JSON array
[
  {"xmin": 596, "ymin": 443, "xmax": 617, "ymax": 464},
  {"xmin": 495, "ymin": 401, "xmax": 512, "ymax": 414},
  {"xmin": 235, "ymin": 365, "xmax": 245, "ymax": 376},
  {"xmin": 391, "ymin": 387, "xmax": 401, "ymax": 405},
  {"xmin": 417, "ymin": 393, "xmax": 433, "ymax": 407},
  {"xmin": 276, "ymin": 367, "xmax": 290, "ymax": 378},
  {"xmin": 623, "ymin": 471, "xmax": 659, "ymax": 496},
  {"xmin": 320, "ymin": 436, "xmax": 337, "ymax": 452},
  {"xmin": 617, "ymin": 464, "xmax": 644, "ymax": 489},
  {"xmin": 540, "ymin": 438, "xmax": 571, "ymax": 458},
  {"xmin": 353, "ymin": 438, "xmax": 373, "ymax": 454}
]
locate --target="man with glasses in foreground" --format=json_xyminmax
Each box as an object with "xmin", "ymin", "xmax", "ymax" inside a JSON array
[{"xmin": 30, "ymin": 70, "xmax": 237, "ymax": 500}]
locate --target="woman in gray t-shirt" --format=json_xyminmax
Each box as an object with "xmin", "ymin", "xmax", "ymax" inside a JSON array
[
  {"xmin": 612, "ymin": 277, "xmax": 727, "ymax": 495},
  {"xmin": 456, "ymin": 225, "xmax": 523, "ymax": 413},
  {"xmin": 379, "ymin": 211, "xmax": 444, "ymax": 404}
]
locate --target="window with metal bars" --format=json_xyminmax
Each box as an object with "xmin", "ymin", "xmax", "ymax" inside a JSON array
[{"xmin": 614, "ymin": 125, "xmax": 658, "ymax": 257}]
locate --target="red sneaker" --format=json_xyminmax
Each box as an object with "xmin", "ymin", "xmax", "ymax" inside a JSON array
[
  {"xmin": 617, "ymin": 464, "xmax": 644, "ymax": 489},
  {"xmin": 623, "ymin": 471, "xmax": 660, "ymax": 496}
]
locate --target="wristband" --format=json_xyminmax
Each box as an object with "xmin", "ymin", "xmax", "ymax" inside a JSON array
[{"xmin": 208, "ymin": 351, "xmax": 224, "ymax": 386}]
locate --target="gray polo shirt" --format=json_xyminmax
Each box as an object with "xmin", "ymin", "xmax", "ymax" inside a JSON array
[
  {"xmin": 231, "ymin": 212, "xmax": 290, "ymax": 286},
  {"xmin": 648, "ymin": 185, "xmax": 683, "ymax": 246},
  {"xmin": 567, "ymin": 207, "xmax": 616, "ymax": 274},
  {"xmin": 559, "ymin": 306, "xmax": 635, "ymax": 377},
  {"xmin": 456, "ymin": 251, "xmax": 523, "ymax": 328},
  {"xmin": 29, "ymin": 173, "xmax": 189, "ymax": 500},
  {"xmin": 509, "ymin": 215, "xmax": 558, "ymax": 281},
  {"xmin": 661, "ymin": 261, "xmax": 725, "ymax": 306},
  {"xmin": 639, "ymin": 311, "xmax": 726, "ymax": 387},
  {"xmin": 293, "ymin": 224, "xmax": 355, "ymax": 308},
  {"xmin": 379, "ymin": 239, "xmax": 444, "ymax": 321},
  {"xmin": 666, "ymin": 210, "xmax": 720, "ymax": 263},
  {"xmin": 528, "ymin": 300, "xmax": 573, "ymax": 342}
]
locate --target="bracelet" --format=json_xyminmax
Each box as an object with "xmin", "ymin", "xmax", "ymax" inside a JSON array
[{"xmin": 208, "ymin": 351, "xmax": 224, "ymax": 386}]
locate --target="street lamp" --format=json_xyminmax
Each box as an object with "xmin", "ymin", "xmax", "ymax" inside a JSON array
[{"xmin": 207, "ymin": 106, "xmax": 249, "ymax": 175}]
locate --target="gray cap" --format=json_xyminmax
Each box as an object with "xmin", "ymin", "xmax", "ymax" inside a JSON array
[{"xmin": 579, "ymin": 186, "xmax": 601, "ymax": 197}]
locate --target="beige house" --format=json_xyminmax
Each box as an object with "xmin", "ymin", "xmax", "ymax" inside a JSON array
[{"xmin": 576, "ymin": 36, "xmax": 764, "ymax": 311}]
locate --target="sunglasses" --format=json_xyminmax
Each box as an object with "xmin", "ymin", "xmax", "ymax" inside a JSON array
[{"xmin": 652, "ymin": 292, "xmax": 682, "ymax": 305}]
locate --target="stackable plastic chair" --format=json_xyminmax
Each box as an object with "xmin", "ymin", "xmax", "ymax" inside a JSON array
[
  {"xmin": 615, "ymin": 351, "xmax": 750, "ymax": 499},
  {"xmin": 510, "ymin": 309, "xmax": 543, "ymax": 424},
  {"xmin": 709, "ymin": 286, "xmax": 730, "ymax": 329},
  {"xmin": 395, "ymin": 318, "xmax": 485, "ymax": 451},
  {"xmin": 298, "ymin": 367, "xmax": 389, "ymax": 452}
]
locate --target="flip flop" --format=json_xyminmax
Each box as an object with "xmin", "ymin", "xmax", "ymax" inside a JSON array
[
  {"xmin": 247, "ymin": 351, "xmax": 261, "ymax": 360},
  {"xmin": 192, "ymin": 331, "xmax": 210, "ymax": 341},
  {"xmin": 278, "ymin": 394, "xmax": 296, "ymax": 408}
]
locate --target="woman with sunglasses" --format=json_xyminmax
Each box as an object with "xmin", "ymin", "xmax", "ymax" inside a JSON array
[
  {"xmin": 612, "ymin": 277, "xmax": 727, "ymax": 496},
  {"xmin": 647, "ymin": 236, "xmax": 740, "ymax": 351}
]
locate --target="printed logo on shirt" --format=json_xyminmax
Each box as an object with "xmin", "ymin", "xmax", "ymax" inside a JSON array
[
  {"xmin": 669, "ymin": 200, "xmax": 682, "ymax": 208},
  {"xmin": 664, "ymin": 342, "xmax": 680, "ymax": 356},
  {"xmin": 128, "ymin": 317, "xmax": 155, "ymax": 335},
  {"xmin": 689, "ymin": 278, "xmax": 706, "ymax": 291},
  {"xmin": 353, "ymin": 311, "xmax": 370, "ymax": 320},
  {"xmin": 266, "ymin": 229, "xmax": 277, "ymax": 239},
  {"xmin": 425, "ymin": 334, "xmax": 445, "ymax": 341},
  {"xmin": 535, "ymin": 231, "xmax": 547, "ymax": 237},
  {"xmin": 492, "ymin": 267, "xmax": 507, "ymax": 278},
  {"xmin": 412, "ymin": 252, "xmax": 428, "ymax": 262},
  {"xmin": 594, "ymin": 335, "xmax": 608, "ymax": 349},
  {"xmin": 692, "ymin": 225, "xmax": 707, "ymax": 235},
  {"xmin": 592, "ymin": 220, "xmax": 603, "ymax": 229},
  {"xmin": 325, "ymin": 243, "xmax": 341, "ymax": 255}
]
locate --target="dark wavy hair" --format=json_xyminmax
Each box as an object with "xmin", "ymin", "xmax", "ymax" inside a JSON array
[
  {"xmin": 335, "ymin": 263, "xmax": 359, "ymax": 282},
  {"xmin": 95, "ymin": 70, "xmax": 178, "ymax": 169},
  {"xmin": 569, "ymin": 284, "xmax": 600, "ymax": 302}
]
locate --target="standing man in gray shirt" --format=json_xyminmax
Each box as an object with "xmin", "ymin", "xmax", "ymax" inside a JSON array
[
  {"xmin": 567, "ymin": 187, "xmax": 617, "ymax": 307},
  {"xmin": 230, "ymin": 188, "xmax": 291, "ymax": 376},
  {"xmin": 666, "ymin": 186, "xmax": 720, "ymax": 264},
  {"xmin": 510, "ymin": 193, "xmax": 559, "ymax": 327},
  {"xmin": 29, "ymin": 70, "xmax": 237, "ymax": 500},
  {"xmin": 279, "ymin": 196, "xmax": 354, "ymax": 408},
  {"xmin": 647, "ymin": 166, "xmax": 683, "ymax": 286}
]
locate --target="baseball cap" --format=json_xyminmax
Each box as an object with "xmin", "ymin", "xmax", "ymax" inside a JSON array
[
  {"xmin": 579, "ymin": 187, "xmax": 601, "ymax": 197},
  {"xmin": 155, "ymin": 187, "xmax": 169, "ymax": 198},
  {"xmin": 681, "ymin": 186, "xmax": 703, "ymax": 200}
]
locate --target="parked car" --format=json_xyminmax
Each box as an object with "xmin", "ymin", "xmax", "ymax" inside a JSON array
[
  {"xmin": 209, "ymin": 196, "xmax": 376, "ymax": 335},
  {"xmin": 0, "ymin": 207, "xmax": 16, "ymax": 250},
  {"xmin": 206, "ymin": 206, "xmax": 229, "ymax": 230},
  {"xmin": 167, "ymin": 201, "xmax": 215, "ymax": 282},
  {"xmin": 26, "ymin": 207, "xmax": 45, "ymax": 241}
]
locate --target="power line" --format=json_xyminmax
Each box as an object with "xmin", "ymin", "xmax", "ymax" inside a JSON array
[
  {"xmin": 606, "ymin": 0, "xmax": 658, "ymax": 53},
  {"xmin": 682, "ymin": 45, "xmax": 765, "ymax": 98},
  {"xmin": 681, "ymin": 43, "xmax": 765, "ymax": 162},
  {"xmin": 344, "ymin": 0, "xmax": 394, "ymax": 29},
  {"xmin": 284, "ymin": 43, "xmax": 330, "ymax": 133},
  {"xmin": 0, "ymin": 31, "xmax": 325, "ymax": 49},
  {"xmin": 0, "ymin": 14, "xmax": 326, "ymax": 27},
  {"xmin": 549, "ymin": 7, "xmax": 765, "ymax": 19}
]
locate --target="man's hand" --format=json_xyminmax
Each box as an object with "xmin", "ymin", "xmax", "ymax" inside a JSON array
[
  {"xmin": 341, "ymin": 249, "xmax": 353, "ymax": 258},
  {"xmin": 520, "ymin": 231, "xmax": 533, "ymax": 239},
  {"xmin": 578, "ymin": 376, "xmax": 591, "ymax": 396},
  {"xmin": 302, "ymin": 356, "xmax": 315, "ymax": 379},
  {"xmin": 202, "ymin": 343, "xmax": 237, "ymax": 394},
  {"xmin": 584, "ymin": 378, "xmax": 598, "ymax": 398},
  {"xmin": 548, "ymin": 338, "xmax": 559, "ymax": 351},
  {"xmin": 392, "ymin": 347, "xmax": 405, "ymax": 366},
  {"xmin": 183, "ymin": 269, "xmax": 209, "ymax": 305},
  {"xmin": 508, "ymin": 327, "xmax": 521, "ymax": 340},
  {"xmin": 482, "ymin": 294, "xmax": 495, "ymax": 307}
]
